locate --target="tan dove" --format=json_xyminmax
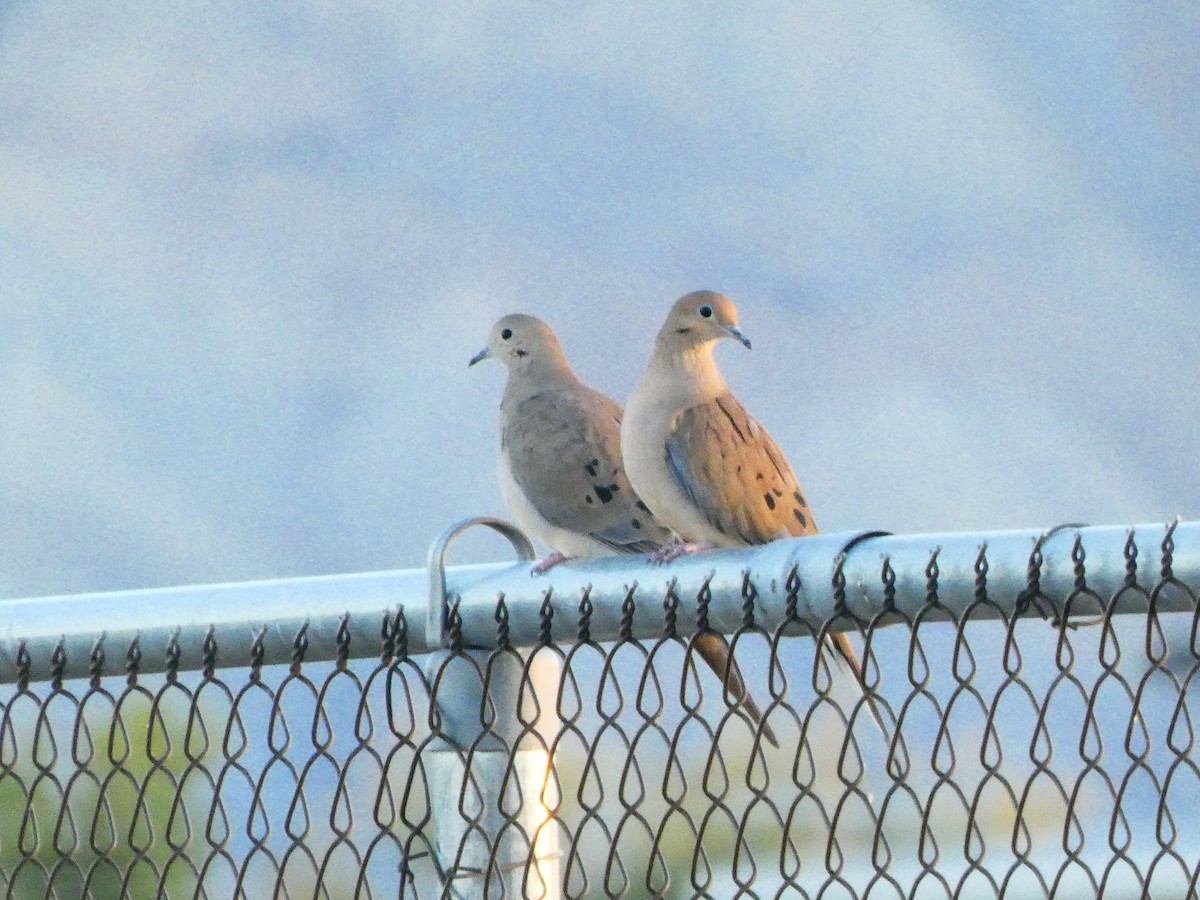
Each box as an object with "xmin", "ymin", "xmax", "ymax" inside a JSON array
[
  {"xmin": 622, "ymin": 291, "xmax": 884, "ymax": 732},
  {"xmin": 471, "ymin": 313, "xmax": 778, "ymax": 745}
]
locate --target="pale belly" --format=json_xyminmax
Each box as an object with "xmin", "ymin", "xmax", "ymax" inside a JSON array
[{"xmin": 620, "ymin": 396, "xmax": 734, "ymax": 547}]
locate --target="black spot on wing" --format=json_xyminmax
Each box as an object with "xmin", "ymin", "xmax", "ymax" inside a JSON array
[
  {"xmin": 584, "ymin": 458, "xmax": 599, "ymax": 477},
  {"xmin": 794, "ymin": 508, "xmax": 807, "ymax": 528},
  {"xmin": 764, "ymin": 493, "xmax": 776, "ymax": 510},
  {"xmin": 793, "ymin": 490, "xmax": 807, "ymax": 507},
  {"xmin": 631, "ymin": 518, "xmax": 641, "ymax": 530},
  {"xmin": 636, "ymin": 500, "xmax": 650, "ymax": 513},
  {"xmin": 594, "ymin": 484, "xmax": 619, "ymax": 504}
]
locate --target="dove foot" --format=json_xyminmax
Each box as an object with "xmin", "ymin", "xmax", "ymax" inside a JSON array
[
  {"xmin": 531, "ymin": 551, "xmax": 570, "ymax": 575},
  {"xmin": 650, "ymin": 540, "xmax": 715, "ymax": 564}
]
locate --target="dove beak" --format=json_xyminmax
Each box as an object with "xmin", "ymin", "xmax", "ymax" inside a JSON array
[
  {"xmin": 468, "ymin": 347, "xmax": 491, "ymax": 367},
  {"xmin": 725, "ymin": 325, "xmax": 752, "ymax": 350}
]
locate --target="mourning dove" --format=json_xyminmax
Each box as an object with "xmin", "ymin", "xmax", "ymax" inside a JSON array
[
  {"xmin": 622, "ymin": 291, "xmax": 884, "ymax": 733},
  {"xmin": 471, "ymin": 313, "xmax": 778, "ymax": 745}
]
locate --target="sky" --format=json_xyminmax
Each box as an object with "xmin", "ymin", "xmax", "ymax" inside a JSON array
[{"xmin": 0, "ymin": 2, "xmax": 1197, "ymax": 599}]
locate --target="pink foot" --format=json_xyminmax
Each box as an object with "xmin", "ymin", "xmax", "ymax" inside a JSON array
[
  {"xmin": 531, "ymin": 551, "xmax": 570, "ymax": 575},
  {"xmin": 650, "ymin": 540, "xmax": 715, "ymax": 565}
]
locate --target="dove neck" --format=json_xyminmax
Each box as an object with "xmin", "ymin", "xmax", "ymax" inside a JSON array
[
  {"xmin": 501, "ymin": 355, "xmax": 582, "ymax": 405},
  {"xmin": 651, "ymin": 342, "xmax": 729, "ymax": 404}
]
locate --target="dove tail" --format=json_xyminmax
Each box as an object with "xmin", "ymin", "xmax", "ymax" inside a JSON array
[
  {"xmin": 693, "ymin": 632, "xmax": 779, "ymax": 748},
  {"xmin": 824, "ymin": 632, "xmax": 889, "ymax": 740}
]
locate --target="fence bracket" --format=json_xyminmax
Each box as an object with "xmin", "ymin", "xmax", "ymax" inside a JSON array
[{"xmin": 426, "ymin": 516, "xmax": 537, "ymax": 651}]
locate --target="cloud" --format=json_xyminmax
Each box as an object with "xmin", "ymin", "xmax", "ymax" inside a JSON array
[{"xmin": 0, "ymin": 2, "xmax": 1195, "ymax": 596}]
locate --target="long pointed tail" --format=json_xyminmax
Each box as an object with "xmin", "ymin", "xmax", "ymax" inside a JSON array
[
  {"xmin": 693, "ymin": 633, "xmax": 779, "ymax": 748},
  {"xmin": 825, "ymin": 632, "xmax": 889, "ymax": 739}
]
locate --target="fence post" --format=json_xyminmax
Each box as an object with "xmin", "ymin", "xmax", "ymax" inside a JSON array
[{"xmin": 425, "ymin": 519, "xmax": 561, "ymax": 899}]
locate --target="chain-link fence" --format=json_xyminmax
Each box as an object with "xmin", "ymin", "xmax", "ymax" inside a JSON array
[{"xmin": 0, "ymin": 521, "xmax": 1196, "ymax": 899}]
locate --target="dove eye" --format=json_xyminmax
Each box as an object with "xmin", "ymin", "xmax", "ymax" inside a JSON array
[
  {"xmin": 500, "ymin": 328, "xmax": 513, "ymax": 340},
  {"xmin": 698, "ymin": 305, "xmax": 713, "ymax": 318}
]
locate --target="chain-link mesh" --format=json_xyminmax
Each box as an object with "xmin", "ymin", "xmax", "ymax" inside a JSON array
[{"xmin": 1, "ymin": 525, "xmax": 1197, "ymax": 898}]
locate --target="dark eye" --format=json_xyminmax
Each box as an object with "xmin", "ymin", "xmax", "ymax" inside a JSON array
[
  {"xmin": 500, "ymin": 328, "xmax": 513, "ymax": 340},
  {"xmin": 699, "ymin": 305, "xmax": 713, "ymax": 318}
]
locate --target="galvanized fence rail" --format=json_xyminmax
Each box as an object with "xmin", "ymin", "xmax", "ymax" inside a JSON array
[{"xmin": 0, "ymin": 520, "xmax": 1196, "ymax": 899}]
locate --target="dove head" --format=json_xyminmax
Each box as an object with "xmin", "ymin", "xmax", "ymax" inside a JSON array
[
  {"xmin": 656, "ymin": 290, "xmax": 751, "ymax": 355},
  {"xmin": 470, "ymin": 314, "xmax": 574, "ymax": 379}
]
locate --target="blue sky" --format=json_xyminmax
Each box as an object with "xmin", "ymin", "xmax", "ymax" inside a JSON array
[{"xmin": 1, "ymin": 2, "xmax": 1196, "ymax": 597}]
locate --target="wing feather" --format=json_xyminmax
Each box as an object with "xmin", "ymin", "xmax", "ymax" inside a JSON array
[
  {"xmin": 504, "ymin": 388, "xmax": 671, "ymax": 553},
  {"xmin": 664, "ymin": 393, "xmax": 817, "ymax": 545}
]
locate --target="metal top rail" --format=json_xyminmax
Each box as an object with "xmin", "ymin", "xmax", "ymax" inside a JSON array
[{"xmin": 0, "ymin": 520, "xmax": 1193, "ymax": 684}]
